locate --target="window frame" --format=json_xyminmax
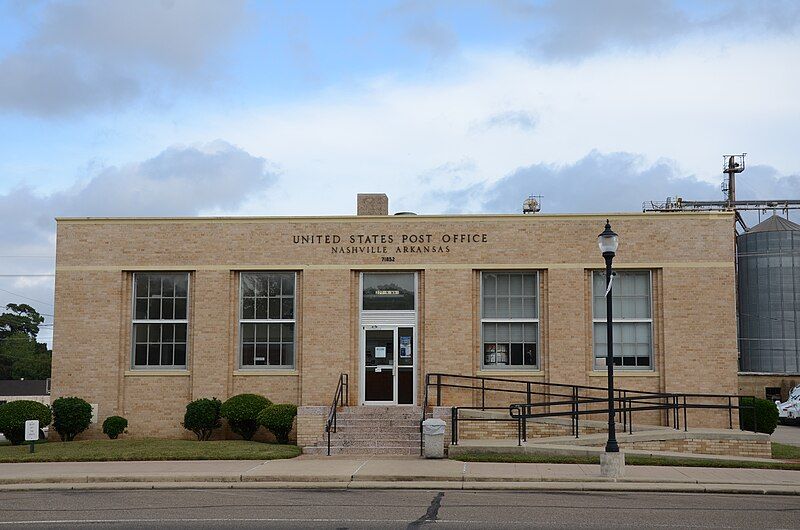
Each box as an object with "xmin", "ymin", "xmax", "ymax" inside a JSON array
[
  {"xmin": 479, "ymin": 270, "xmax": 540, "ymax": 371},
  {"xmin": 360, "ymin": 271, "xmax": 417, "ymax": 312},
  {"xmin": 130, "ymin": 272, "xmax": 190, "ymax": 371},
  {"xmin": 591, "ymin": 269, "xmax": 654, "ymax": 371},
  {"xmin": 238, "ymin": 271, "xmax": 297, "ymax": 370}
]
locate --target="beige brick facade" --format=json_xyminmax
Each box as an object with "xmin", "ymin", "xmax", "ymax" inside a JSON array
[
  {"xmin": 739, "ymin": 373, "xmax": 800, "ymax": 401},
  {"xmin": 51, "ymin": 210, "xmax": 738, "ymax": 440}
]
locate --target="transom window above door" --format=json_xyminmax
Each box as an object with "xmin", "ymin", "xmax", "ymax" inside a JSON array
[{"xmin": 362, "ymin": 272, "xmax": 415, "ymax": 311}]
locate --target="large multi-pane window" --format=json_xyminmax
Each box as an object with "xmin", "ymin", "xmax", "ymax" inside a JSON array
[
  {"xmin": 592, "ymin": 270, "xmax": 653, "ymax": 369},
  {"xmin": 481, "ymin": 272, "xmax": 539, "ymax": 369},
  {"xmin": 240, "ymin": 272, "xmax": 296, "ymax": 368},
  {"xmin": 132, "ymin": 272, "xmax": 189, "ymax": 369}
]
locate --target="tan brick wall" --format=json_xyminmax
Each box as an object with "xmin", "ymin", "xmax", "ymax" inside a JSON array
[
  {"xmin": 739, "ymin": 374, "xmax": 800, "ymax": 401},
  {"xmin": 423, "ymin": 268, "xmax": 473, "ymax": 407},
  {"xmin": 301, "ymin": 269, "xmax": 351, "ymax": 405},
  {"xmin": 458, "ymin": 419, "xmax": 606, "ymax": 441},
  {"xmin": 296, "ymin": 406, "xmax": 327, "ymax": 447},
  {"xmin": 616, "ymin": 438, "xmax": 771, "ymax": 459},
  {"xmin": 190, "ymin": 270, "xmax": 232, "ymax": 400},
  {"xmin": 51, "ymin": 270, "xmax": 127, "ymax": 439},
  {"xmin": 663, "ymin": 264, "xmax": 739, "ymax": 428},
  {"xmin": 52, "ymin": 212, "xmax": 738, "ymax": 439},
  {"xmin": 230, "ymin": 375, "xmax": 299, "ymax": 404},
  {"xmin": 121, "ymin": 375, "xmax": 192, "ymax": 439}
]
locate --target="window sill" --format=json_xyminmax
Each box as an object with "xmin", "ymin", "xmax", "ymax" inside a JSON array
[
  {"xmin": 124, "ymin": 370, "xmax": 190, "ymax": 377},
  {"xmin": 233, "ymin": 370, "xmax": 299, "ymax": 376},
  {"xmin": 476, "ymin": 370, "xmax": 545, "ymax": 377},
  {"xmin": 588, "ymin": 371, "xmax": 659, "ymax": 377}
]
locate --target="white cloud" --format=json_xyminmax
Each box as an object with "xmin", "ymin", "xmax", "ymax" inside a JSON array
[
  {"xmin": 431, "ymin": 150, "xmax": 800, "ymax": 215},
  {"xmin": 494, "ymin": 0, "xmax": 800, "ymax": 61},
  {"xmin": 0, "ymin": 140, "xmax": 277, "ymax": 333},
  {"xmin": 193, "ymin": 35, "xmax": 799, "ymax": 216},
  {"xmin": 0, "ymin": 0, "xmax": 250, "ymax": 116}
]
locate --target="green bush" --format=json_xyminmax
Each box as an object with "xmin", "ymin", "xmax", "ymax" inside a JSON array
[
  {"xmin": 220, "ymin": 394, "xmax": 272, "ymax": 441},
  {"xmin": 739, "ymin": 396, "xmax": 780, "ymax": 434},
  {"xmin": 182, "ymin": 398, "xmax": 222, "ymax": 441},
  {"xmin": 52, "ymin": 397, "xmax": 93, "ymax": 441},
  {"xmin": 0, "ymin": 400, "xmax": 51, "ymax": 445},
  {"xmin": 258, "ymin": 404, "xmax": 298, "ymax": 444},
  {"xmin": 102, "ymin": 416, "xmax": 128, "ymax": 439}
]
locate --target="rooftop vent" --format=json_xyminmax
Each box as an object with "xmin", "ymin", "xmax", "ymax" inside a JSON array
[{"xmin": 522, "ymin": 195, "xmax": 542, "ymax": 214}]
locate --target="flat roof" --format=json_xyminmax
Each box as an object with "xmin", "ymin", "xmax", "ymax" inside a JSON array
[
  {"xmin": 55, "ymin": 211, "xmax": 734, "ymax": 223},
  {"xmin": 0, "ymin": 379, "xmax": 49, "ymax": 397}
]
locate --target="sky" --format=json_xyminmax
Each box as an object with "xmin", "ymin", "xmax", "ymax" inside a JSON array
[{"xmin": 0, "ymin": 0, "xmax": 799, "ymax": 346}]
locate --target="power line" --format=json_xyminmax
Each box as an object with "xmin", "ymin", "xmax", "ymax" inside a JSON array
[
  {"xmin": 0, "ymin": 287, "xmax": 54, "ymax": 307},
  {"xmin": 0, "ymin": 274, "xmax": 54, "ymax": 277}
]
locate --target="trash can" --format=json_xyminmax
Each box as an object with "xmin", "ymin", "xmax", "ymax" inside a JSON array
[{"xmin": 422, "ymin": 418, "xmax": 446, "ymax": 458}]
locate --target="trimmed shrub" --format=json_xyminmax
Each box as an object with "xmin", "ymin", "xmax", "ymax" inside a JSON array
[
  {"xmin": 52, "ymin": 396, "xmax": 93, "ymax": 442},
  {"xmin": 0, "ymin": 400, "xmax": 52, "ymax": 445},
  {"xmin": 739, "ymin": 396, "xmax": 779, "ymax": 434},
  {"xmin": 102, "ymin": 416, "xmax": 128, "ymax": 439},
  {"xmin": 257, "ymin": 404, "xmax": 297, "ymax": 444},
  {"xmin": 183, "ymin": 398, "xmax": 222, "ymax": 441},
  {"xmin": 220, "ymin": 394, "xmax": 272, "ymax": 441}
]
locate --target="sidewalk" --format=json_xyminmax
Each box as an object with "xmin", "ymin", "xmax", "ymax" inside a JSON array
[{"xmin": 1, "ymin": 455, "xmax": 799, "ymax": 494}]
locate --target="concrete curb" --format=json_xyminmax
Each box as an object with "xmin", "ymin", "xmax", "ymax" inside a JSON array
[
  {"xmin": 0, "ymin": 480, "xmax": 797, "ymax": 495},
  {"xmin": 1, "ymin": 472, "xmax": 799, "ymax": 488}
]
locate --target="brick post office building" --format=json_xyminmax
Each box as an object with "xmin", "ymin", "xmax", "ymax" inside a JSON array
[{"xmin": 51, "ymin": 194, "xmax": 738, "ymax": 444}]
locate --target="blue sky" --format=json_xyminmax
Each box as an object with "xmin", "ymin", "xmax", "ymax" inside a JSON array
[{"xmin": 0, "ymin": 0, "xmax": 799, "ymax": 344}]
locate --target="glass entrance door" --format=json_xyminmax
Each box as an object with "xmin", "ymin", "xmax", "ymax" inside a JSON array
[
  {"xmin": 363, "ymin": 326, "xmax": 415, "ymax": 404},
  {"xmin": 364, "ymin": 328, "xmax": 394, "ymax": 402}
]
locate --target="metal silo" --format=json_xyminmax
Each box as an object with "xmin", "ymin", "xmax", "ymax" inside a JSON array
[{"xmin": 738, "ymin": 215, "xmax": 800, "ymax": 373}]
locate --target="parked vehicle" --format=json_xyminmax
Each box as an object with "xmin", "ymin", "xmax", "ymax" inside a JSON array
[{"xmin": 776, "ymin": 385, "xmax": 800, "ymax": 424}]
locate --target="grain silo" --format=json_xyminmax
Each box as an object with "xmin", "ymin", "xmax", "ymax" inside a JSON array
[{"xmin": 737, "ymin": 215, "xmax": 800, "ymax": 399}]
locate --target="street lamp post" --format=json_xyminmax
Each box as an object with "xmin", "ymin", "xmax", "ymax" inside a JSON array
[{"xmin": 598, "ymin": 220, "xmax": 619, "ymax": 454}]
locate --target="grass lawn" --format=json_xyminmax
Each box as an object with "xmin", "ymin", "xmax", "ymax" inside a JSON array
[
  {"xmin": 772, "ymin": 442, "xmax": 800, "ymax": 460},
  {"xmin": 0, "ymin": 439, "xmax": 301, "ymax": 463},
  {"xmin": 450, "ymin": 442, "xmax": 800, "ymax": 471}
]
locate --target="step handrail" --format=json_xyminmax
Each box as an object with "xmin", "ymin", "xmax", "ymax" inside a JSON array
[
  {"xmin": 420, "ymin": 372, "xmax": 757, "ymax": 450},
  {"xmin": 325, "ymin": 373, "xmax": 348, "ymax": 456}
]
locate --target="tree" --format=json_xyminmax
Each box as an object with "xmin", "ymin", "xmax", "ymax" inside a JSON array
[
  {"xmin": 0, "ymin": 305, "xmax": 52, "ymax": 381},
  {"xmin": 0, "ymin": 304, "xmax": 45, "ymax": 339},
  {"xmin": 11, "ymin": 352, "xmax": 51, "ymax": 380}
]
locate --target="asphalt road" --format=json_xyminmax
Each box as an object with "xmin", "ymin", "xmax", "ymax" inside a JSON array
[{"xmin": 0, "ymin": 488, "xmax": 797, "ymax": 529}]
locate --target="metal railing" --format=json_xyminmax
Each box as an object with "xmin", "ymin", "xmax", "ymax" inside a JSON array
[
  {"xmin": 418, "ymin": 373, "xmax": 757, "ymax": 452},
  {"xmin": 325, "ymin": 373, "xmax": 349, "ymax": 456}
]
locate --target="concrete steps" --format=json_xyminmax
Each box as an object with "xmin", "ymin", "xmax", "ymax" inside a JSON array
[{"xmin": 303, "ymin": 406, "xmax": 423, "ymax": 456}]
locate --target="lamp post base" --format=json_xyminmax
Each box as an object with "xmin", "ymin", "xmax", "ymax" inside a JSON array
[{"xmin": 600, "ymin": 451, "xmax": 625, "ymax": 478}]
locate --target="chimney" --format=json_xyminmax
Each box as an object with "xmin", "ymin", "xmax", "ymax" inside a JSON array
[{"xmin": 357, "ymin": 193, "xmax": 389, "ymax": 216}]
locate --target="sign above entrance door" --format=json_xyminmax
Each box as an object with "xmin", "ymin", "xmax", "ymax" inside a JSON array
[{"xmin": 292, "ymin": 232, "xmax": 489, "ymax": 258}]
